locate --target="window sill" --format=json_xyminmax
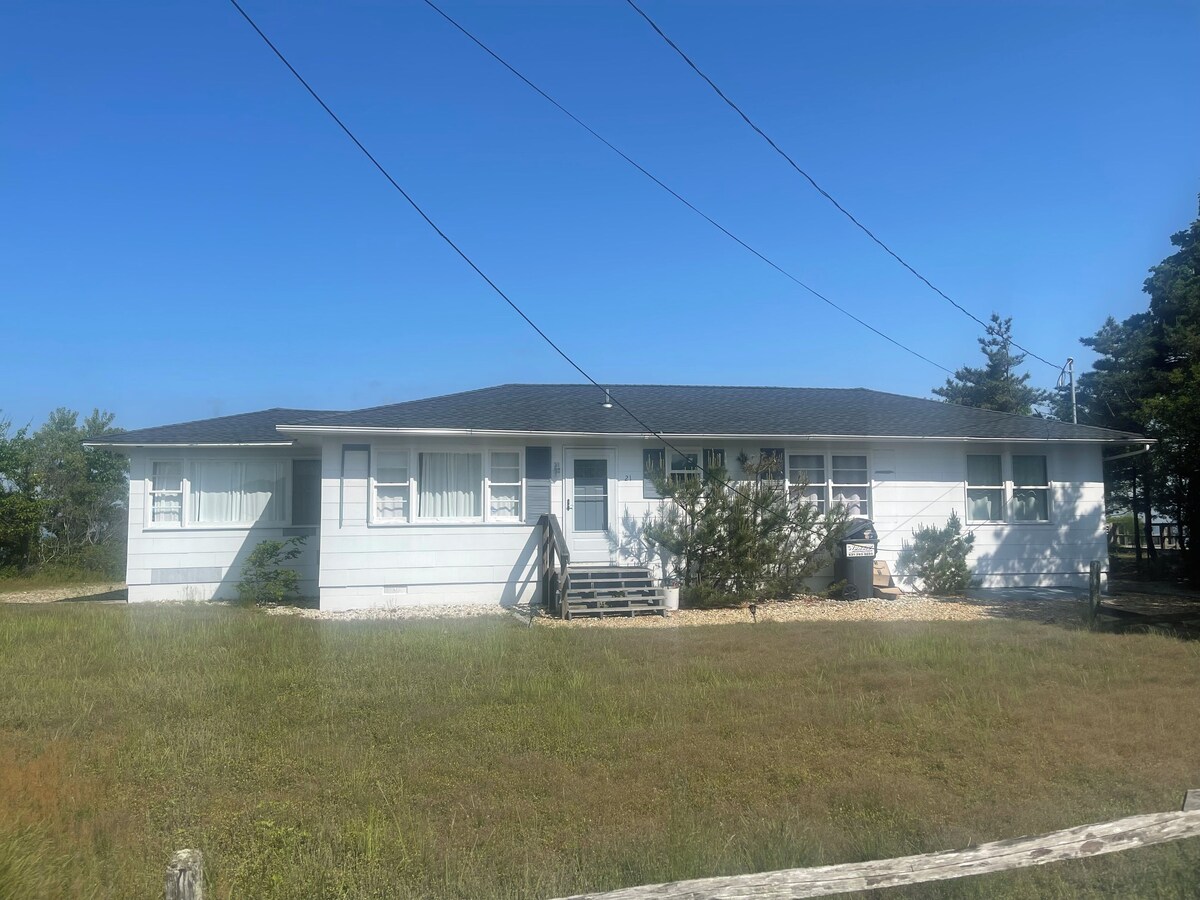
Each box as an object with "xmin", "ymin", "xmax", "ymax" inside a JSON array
[
  {"xmin": 143, "ymin": 523, "xmax": 291, "ymax": 532},
  {"xmin": 367, "ymin": 520, "xmax": 530, "ymax": 528},
  {"xmin": 966, "ymin": 520, "xmax": 1054, "ymax": 527}
]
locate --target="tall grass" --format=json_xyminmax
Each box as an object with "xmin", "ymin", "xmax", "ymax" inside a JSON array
[{"xmin": 0, "ymin": 605, "xmax": 1197, "ymax": 898}]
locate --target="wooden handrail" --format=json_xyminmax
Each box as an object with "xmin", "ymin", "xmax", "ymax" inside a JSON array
[{"xmin": 539, "ymin": 514, "xmax": 570, "ymax": 617}]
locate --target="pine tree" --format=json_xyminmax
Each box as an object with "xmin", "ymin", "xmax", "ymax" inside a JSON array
[{"xmin": 934, "ymin": 314, "xmax": 1050, "ymax": 415}]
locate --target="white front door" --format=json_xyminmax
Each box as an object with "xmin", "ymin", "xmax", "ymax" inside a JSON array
[{"xmin": 563, "ymin": 448, "xmax": 617, "ymax": 563}]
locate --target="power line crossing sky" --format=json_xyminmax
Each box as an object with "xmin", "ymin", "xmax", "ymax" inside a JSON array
[{"xmin": 3, "ymin": 1, "xmax": 1198, "ymax": 429}]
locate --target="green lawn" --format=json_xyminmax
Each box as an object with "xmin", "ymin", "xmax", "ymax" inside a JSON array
[{"xmin": 1, "ymin": 604, "xmax": 1198, "ymax": 899}]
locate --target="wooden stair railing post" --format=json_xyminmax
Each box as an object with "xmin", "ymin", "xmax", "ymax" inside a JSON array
[
  {"xmin": 539, "ymin": 513, "xmax": 570, "ymax": 618},
  {"xmin": 1088, "ymin": 559, "xmax": 1102, "ymax": 625}
]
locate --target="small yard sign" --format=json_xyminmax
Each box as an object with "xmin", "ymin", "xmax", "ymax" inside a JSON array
[{"xmin": 844, "ymin": 542, "xmax": 876, "ymax": 558}]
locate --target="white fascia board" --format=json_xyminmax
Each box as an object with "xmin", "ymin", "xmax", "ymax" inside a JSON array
[
  {"xmin": 276, "ymin": 425, "xmax": 640, "ymax": 438},
  {"xmin": 82, "ymin": 441, "xmax": 296, "ymax": 449},
  {"xmin": 274, "ymin": 425, "xmax": 1141, "ymax": 445}
]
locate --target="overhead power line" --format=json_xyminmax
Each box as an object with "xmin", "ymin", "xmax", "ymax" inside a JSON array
[
  {"xmin": 420, "ymin": 0, "xmax": 951, "ymax": 376},
  {"xmin": 226, "ymin": 0, "xmax": 1068, "ymax": 520},
  {"xmin": 623, "ymin": 0, "xmax": 1059, "ymax": 372},
  {"xmin": 224, "ymin": 0, "xmax": 795, "ymax": 511}
]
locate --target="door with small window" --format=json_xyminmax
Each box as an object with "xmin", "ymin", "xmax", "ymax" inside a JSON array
[{"xmin": 563, "ymin": 448, "xmax": 616, "ymax": 562}]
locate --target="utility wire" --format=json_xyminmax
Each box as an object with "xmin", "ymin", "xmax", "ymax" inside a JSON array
[
  {"xmin": 227, "ymin": 1, "xmax": 1093, "ymax": 541},
  {"xmin": 421, "ymin": 0, "xmax": 951, "ymax": 376},
  {"xmin": 225, "ymin": 0, "xmax": 804, "ymax": 516},
  {"xmin": 623, "ymin": 0, "xmax": 1059, "ymax": 371}
]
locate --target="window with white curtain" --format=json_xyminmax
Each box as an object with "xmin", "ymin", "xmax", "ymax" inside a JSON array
[
  {"xmin": 831, "ymin": 455, "xmax": 869, "ymax": 517},
  {"xmin": 783, "ymin": 453, "xmax": 869, "ymax": 517},
  {"xmin": 967, "ymin": 454, "xmax": 1004, "ymax": 522},
  {"xmin": 374, "ymin": 451, "xmax": 410, "ymax": 521},
  {"xmin": 150, "ymin": 461, "xmax": 184, "ymax": 525},
  {"xmin": 1012, "ymin": 455, "xmax": 1050, "ymax": 522},
  {"xmin": 418, "ymin": 452, "xmax": 482, "ymax": 519},
  {"xmin": 189, "ymin": 460, "xmax": 286, "ymax": 525},
  {"xmin": 788, "ymin": 454, "xmax": 826, "ymax": 511},
  {"xmin": 488, "ymin": 451, "xmax": 521, "ymax": 520}
]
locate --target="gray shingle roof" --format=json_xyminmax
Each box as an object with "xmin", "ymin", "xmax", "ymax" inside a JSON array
[
  {"xmin": 290, "ymin": 384, "xmax": 1143, "ymax": 443},
  {"xmin": 90, "ymin": 385, "xmax": 1147, "ymax": 446},
  {"xmin": 91, "ymin": 408, "xmax": 337, "ymax": 446}
]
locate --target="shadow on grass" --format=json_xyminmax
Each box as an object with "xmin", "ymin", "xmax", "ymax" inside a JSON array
[
  {"xmin": 950, "ymin": 583, "xmax": 1200, "ymax": 639},
  {"xmin": 52, "ymin": 588, "xmax": 127, "ymax": 604}
]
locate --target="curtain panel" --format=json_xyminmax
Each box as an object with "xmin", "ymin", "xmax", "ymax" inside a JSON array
[
  {"xmin": 419, "ymin": 452, "xmax": 482, "ymax": 518},
  {"xmin": 189, "ymin": 460, "xmax": 285, "ymax": 525}
]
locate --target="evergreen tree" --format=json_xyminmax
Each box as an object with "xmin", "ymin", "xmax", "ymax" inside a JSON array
[
  {"xmin": 1139, "ymin": 203, "xmax": 1200, "ymax": 578},
  {"xmin": 934, "ymin": 314, "xmax": 1051, "ymax": 415},
  {"xmin": 1067, "ymin": 199, "xmax": 1200, "ymax": 580}
]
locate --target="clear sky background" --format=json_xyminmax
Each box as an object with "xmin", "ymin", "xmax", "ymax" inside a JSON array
[{"xmin": 4, "ymin": 1, "xmax": 1198, "ymax": 431}]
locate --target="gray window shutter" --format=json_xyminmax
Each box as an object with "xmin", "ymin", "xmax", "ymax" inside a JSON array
[
  {"xmin": 643, "ymin": 448, "xmax": 665, "ymax": 498},
  {"xmin": 291, "ymin": 459, "xmax": 321, "ymax": 527},
  {"xmin": 525, "ymin": 447, "xmax": 551, "ymax": 522}
]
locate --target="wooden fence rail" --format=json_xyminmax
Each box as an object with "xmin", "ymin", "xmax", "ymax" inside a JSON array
[
  {"xmin": 165, "ymin": 792, "xmax": 1200, "ymax": 899},
  {"xmin": 550, "ymin": 790, "xmax": 1200, "ymax": 900}
]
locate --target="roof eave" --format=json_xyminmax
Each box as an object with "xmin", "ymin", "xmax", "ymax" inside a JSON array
[{"xmin": 274, "ymin": 425, "xmax": 1145, "ymax": 444}]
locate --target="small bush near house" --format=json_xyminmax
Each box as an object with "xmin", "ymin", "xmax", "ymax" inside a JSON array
[
  {"xmin": 235, "ymin": 537, "xmax": 305, "ymax": 606},
  {"xmin": 643, "ymin": 452, "xmax": 847, "ymax": 605},
  {"xmin": 898, "ymin": 511, "xmax": 976, "ymax": 594}
]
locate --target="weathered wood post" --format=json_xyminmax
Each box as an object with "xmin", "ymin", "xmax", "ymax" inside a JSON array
[
  {"xmin": 165, "ymin": 849, "xmax": 205, "ymax": 900},
  {"xmin": 1088, "ymin": 560, "xmax": 1102, "ymax": 624}
]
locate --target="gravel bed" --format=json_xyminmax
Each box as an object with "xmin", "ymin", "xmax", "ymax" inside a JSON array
[
  {"xmin": 264, "ymin": 602, "xmax": 509, "ymax": 622},
  {"xmin": 0, "ymin": 584, "xmax": 1088, "ymax": 627},
  {"xmin": 535, "ymin": 594, "xmax": 1086, "ymax": 628}
]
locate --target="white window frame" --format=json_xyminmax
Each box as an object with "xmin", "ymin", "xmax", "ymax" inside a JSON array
[
  {"xmin": 965, "ymin": 452, "xmax": 1053, "ymax": 525},
  {"xmin": 148, "ymin": 460, "xmax": 185, "ymax": 527},
  {"xmin": 830, "ymin": 454, "xmax": 870, "ymax": 518},
  {"xmin": 787, "ymin": 453, "xmax": 827, "ymax": 512},
  {"xmin": 1012, "ymin": 454, "xmax": 1050, "ymax": 523},
  {"xmin": 786, "ymin": 451, "xmax": 870, "ymax": 518},
  {"xmin": 144, "ymin": 456, "xmax": 293, "ymax": 530},
  {"xmin": 368, "ymin": 445, "xmax": 525, "ymax": 526},
  {"xmin": 371, "ymin": 449, "xmax": 413, "ymax": 524},
  {"xmin": 668, "ymin": 448, "xmax": 701, "ymax": 484},
  {"xmin": 486, "ymin": 449, "xmax": 524, "ymax": 522}
]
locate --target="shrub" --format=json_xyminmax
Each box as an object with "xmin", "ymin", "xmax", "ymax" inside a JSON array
[
  {"xmin": 236, "ymin": 537, "xmax": 305, "ymax": 606},
  {"xmin": 897, "ymin": 512, "xmax": 976, "ymax": 595},
  {"xmin": 643, "ymin": 452, "xmax": 848, "ymax": 603}
]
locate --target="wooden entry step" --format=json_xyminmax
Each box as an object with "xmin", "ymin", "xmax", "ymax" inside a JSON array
[{"xmin": 564, "ymin": 565, "xmax": 666, "ymax": 619}]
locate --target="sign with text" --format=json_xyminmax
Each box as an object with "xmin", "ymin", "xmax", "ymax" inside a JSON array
[{"xmin": 844, "ymin": 542, "xmax": 876, "ymax": 558}]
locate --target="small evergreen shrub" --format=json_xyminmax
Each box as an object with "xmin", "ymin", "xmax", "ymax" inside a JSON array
[
  {"xmin": 898, "ymin": 512, "xmax": 976, "ymax": 595},
  {"xmin": 642, "ymin": 452, "xmax": 848, "ymax": 605},
  {"xmin": 236, "ymin": 537, "xmax": 305, "ymax": 606}
]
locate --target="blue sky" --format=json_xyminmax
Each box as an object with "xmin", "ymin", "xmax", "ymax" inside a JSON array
[{"xmin": 4, "ymin": 1, "xmax": 1198, "ymax": 431}]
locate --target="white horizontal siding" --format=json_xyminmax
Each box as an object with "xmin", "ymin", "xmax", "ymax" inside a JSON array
[
  {"xmin": 123, "ymin": 448, "xmax": 320, "ymax": 602},
  {"xmin": 316, "ymin": 437, "xmax": 539, "ymax": 608},
  {"xmin": 121, "ymin": 434, "xmax": 1114, "ymax": 608}
]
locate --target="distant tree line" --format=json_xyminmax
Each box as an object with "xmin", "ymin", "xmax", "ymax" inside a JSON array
[
  {"xmin": 934, "ymin": 198, "xmax": 1200, "ymax": 582},
  {"xmin": 0, "ymin": 409, "xmax": 127, "ymax": 578}
]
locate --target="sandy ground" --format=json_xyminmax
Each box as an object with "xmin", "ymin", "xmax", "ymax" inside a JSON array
[
  {"xmin": 1, "ymin": 582, "xmax": 1193, "ymax": 631},
  {"xmin": 0, "ymin": 582, "xmax": 126, "ymax": 604}
]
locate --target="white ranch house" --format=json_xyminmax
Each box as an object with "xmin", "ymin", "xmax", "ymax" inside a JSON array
[{"xmin": 89, "ymin": 384, "xmax": 1146, "ymax": 611}]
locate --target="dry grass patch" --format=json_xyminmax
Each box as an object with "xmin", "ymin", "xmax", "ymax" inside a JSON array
[{"xmin": 0, "ymin": 604, "xmax": 1197, "ymax": 898}]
